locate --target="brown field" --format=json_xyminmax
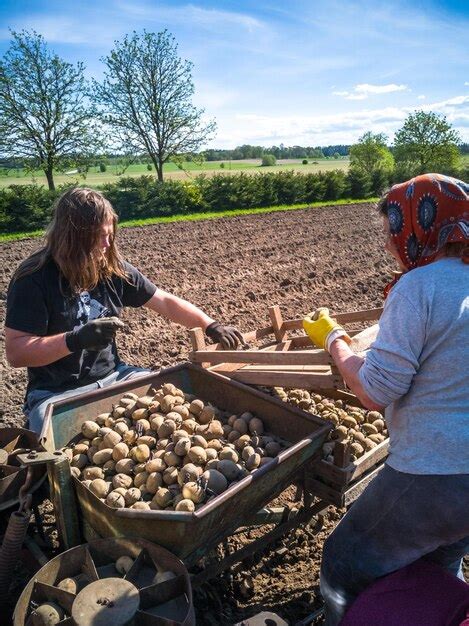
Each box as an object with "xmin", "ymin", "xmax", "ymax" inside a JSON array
[{"xmin": 2, "ymin": 203, "xmax": 439, "ymax": 624}]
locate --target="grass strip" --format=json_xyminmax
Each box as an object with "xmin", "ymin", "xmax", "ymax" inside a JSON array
[{"xmin": 0, "ymin": 197, "xmax": 377, "ymax": 243}]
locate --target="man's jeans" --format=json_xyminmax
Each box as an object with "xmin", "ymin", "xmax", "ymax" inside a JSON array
[
  {"xmin": 320, "ymin": 465, "xmax": 469, "ymax": 626},
  {"xmin": 25, "ymin": 363, "xmax": 152, "ymax": 434}
]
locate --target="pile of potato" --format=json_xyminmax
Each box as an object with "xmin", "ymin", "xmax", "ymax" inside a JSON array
[
  {"xmin": 63, "ymin": 383, "xmax": 287, "ymax": 512},
  {"xmin": 268, "ymin": 387, "xmax": 388, "ymax": 463}
]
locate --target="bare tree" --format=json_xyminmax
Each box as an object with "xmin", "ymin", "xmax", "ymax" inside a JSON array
[
  {"xmin": 0, "ymin": 31, "xmax": 99, "ymax": 190},
  {"xmin": 93, "ymin": 30, "xmax": 216, "ymax": 181}
]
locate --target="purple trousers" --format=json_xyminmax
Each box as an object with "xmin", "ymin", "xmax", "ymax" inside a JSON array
[{"xmin": 341, "ymin": 559, "xmax": 469, "ymax": 626}]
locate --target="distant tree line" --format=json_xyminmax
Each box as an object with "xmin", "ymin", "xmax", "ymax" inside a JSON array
[{"xmin": 202, "ymin": 145, "xmax": 349, "ymax": 161}]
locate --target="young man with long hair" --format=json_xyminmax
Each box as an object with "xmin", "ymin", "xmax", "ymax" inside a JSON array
[{"xmin": 5, "ymin": 187, "xmax": 243, "ymax": 433}]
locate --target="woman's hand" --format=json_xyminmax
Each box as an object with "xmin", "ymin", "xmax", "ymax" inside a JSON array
[{"xmin": 303, "ymin": 307, "xmax": 351, "ymax": 351}]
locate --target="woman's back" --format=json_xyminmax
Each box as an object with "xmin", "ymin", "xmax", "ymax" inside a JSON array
[{"xmin": 360, "ymin": 257, "xmax": 469, "ymax": 474}]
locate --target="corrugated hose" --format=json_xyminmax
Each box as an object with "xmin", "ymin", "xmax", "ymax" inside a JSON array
[{"xmin": 0, "ymin": 466, "xmax": 33, "ymax": 611}]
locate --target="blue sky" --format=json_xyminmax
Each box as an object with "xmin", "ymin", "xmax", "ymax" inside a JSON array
[{"xmin": 1, "ymin": 0, "xmax": 468, "ymax": 148}]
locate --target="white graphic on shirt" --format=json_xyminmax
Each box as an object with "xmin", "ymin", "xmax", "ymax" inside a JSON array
[{"xmin": 76, "ymin": 291, "xmax": 110, "ymax": 326}]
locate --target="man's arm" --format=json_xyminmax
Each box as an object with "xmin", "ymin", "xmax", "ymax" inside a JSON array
[
  {"xmin": 5, "ymin": 318, "xmax": 124, "ymax": 367},
  {"xmin": 5, "ymin": 327, "xmax": 70, "ymax": 367},
  {"xmin": 329, "ymin": 339, "xmax": 385, "ymax": 411},
  {"xmin": 143, "ymin": 289, "xmax": 215, "ymax": 330}
]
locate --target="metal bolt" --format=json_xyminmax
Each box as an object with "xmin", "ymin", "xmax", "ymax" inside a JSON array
[{"xmin": 97, "ymin": 597, "xmax": 114, "ymax": 607}]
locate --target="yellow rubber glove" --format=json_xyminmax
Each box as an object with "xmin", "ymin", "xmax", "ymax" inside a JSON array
[{"xmin": 302, "ymin": 307, "xmax": 351, "ymax": 351}]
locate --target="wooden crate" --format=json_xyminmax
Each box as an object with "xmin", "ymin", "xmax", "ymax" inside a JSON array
[
  {"xmin": 189, "ymin": 305, "xmax": 389, "ymax": 507},
  {"xmin": 189, "ymin": 305, "xmax": 382, "ymax": 389},
  {"xmin": 300, "ymin": 387, "xmax": 389, "ymax": 507}
]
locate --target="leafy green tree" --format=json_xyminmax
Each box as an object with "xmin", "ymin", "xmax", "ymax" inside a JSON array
[
  {"xmin": 350, "ymin": 132, "xmax": 394, "ymax": 177},
  {"xmin": 93, "ymin": 30, "xmax": 216, "ymax": 182},
  {"xmin": 261, "ymin": 154, "xmax": 276, "ymax": 166},
  {"xmin": 394, "ymin": 111, "xmax": 461, "ymax": 175},
  {"xmin": 0, "ymin": 31, "xmax": 98, "ymax": 190}
]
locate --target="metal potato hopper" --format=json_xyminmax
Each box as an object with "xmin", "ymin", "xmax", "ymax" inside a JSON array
[
  {"xmin": 13, "ymin": 537, "xmax": 195, "ymax": 625},
  {"xmin": 40, "ymin": 364, "xmax": 330, "ymax": 564}
]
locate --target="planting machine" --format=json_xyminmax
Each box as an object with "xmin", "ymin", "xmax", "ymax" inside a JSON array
[{"xmin": 0, "ymin": 305, "xmax": 389, "ymax": 625}]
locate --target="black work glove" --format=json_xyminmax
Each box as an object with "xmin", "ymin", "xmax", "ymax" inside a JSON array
[
  {"xmin": 205, "ymin": 321, "xmax": 246, "ymax": 350},
  {"xmin": 65, "ymin": 317, "xmax": 125, "ymax": 352}
]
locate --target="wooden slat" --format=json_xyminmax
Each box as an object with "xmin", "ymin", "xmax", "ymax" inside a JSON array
[
  {"xmin": 335, "ymin": 307, "xmax": 383, "ymax": 324},
  {"xmin": 189, "ymin": 327, "xmax": 206, "ymax": 351},
  {"xmin": 348, "ymin": 440, "xmax": 389, "ymax": 480},
  {"xmin": 304, "ymin": 476, "xmax": 344, "ymax": 507},
  {"xmin": 290, "ymin": 335, "xmax": 313, "ymax": 348},
  {"xmin": 240, "ymin": 364, "xmax": 331, "ymax": 372},
  {"xmin": 208, "ymin": 362, "xmax": 247, "ymax": 375},
  {"xmin": 343, "ymin": 465, "xmax": 385, "ymax": 506},
  {"xmin": 231, "ymin": 369, "xmax": 343, "ymax": 389},
  {"xmin": 190, "ymin": 349, "xmax": 333, "ymax": 366},
  {"xmin": 243, "ymin": 326, "xmax": 275, "ymax": 342},
  {"xmin": 314, "ymin": 439, "xmax": 389, "ymax": 485},
  {"xmin": 283, "ymin": 318, "xmax": 307, "ymax": 331},
  {"xmin": 333, "ymin": 440, "xmax": 351, "ymax": 468},
  {"xmin": 190, "ymin": 326, "xmax": 275, "ymax": 353},
  {"xmin": 269, "ymin": 305, "xmax": 287, "ymax": 342},
  {"xmin": 288, "ymin": 329, "xmax": 369, "ymax": 348},
  {"xmin": 189, "ymin": 327, "xmax": 210, "ymax": 368},
  {"xmin": 282, "ymin": 307, "xmax": 383, "ymax": 332},
  {"xmin": 306, "ymin": 463, "xmax": 386, "ymax": 507},
  {"xmin": 263, "ymin": 340, "xmax": 293, "ymax": 352}
]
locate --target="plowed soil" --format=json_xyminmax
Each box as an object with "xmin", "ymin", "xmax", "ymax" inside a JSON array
[
  {"xmin": 1, "ymin": 202, "xmax": 391, "ymax": 426},
  {"xmin": 1, "ymin": 203, "xmax": 394, "ymax": 624}
]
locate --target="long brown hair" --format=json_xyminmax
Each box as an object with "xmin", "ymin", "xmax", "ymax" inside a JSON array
[{"xmin": 13, "ymin": 188, "xmax": 127, "ymax": 293}]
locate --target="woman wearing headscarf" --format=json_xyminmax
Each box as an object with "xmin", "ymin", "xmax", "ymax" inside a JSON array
[{"xmin": 303, "ymin": 174, "xmax": 469, "ymax": 625}]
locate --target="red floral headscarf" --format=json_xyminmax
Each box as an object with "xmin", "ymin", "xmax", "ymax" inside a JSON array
[{"xmin": 384, "ymin": 173, "xmax": 469, "ymax": 295}]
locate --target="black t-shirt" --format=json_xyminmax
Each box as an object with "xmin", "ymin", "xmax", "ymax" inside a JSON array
[{"xmin": 6, "ymin": 258, "xmax": 157, "ymax": 395}]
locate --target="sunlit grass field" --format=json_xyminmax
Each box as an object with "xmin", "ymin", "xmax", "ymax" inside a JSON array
[
  {"xmin": 0, "ymin": 157, "xmax": 350, "ymax": 188},
  {"xmin": 1, "ymin": 154, "xmax": 466, "ymax": 190}
]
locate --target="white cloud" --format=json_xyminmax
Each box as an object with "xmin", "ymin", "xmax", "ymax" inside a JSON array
[
  {"xmin": 465, "ymin": 82, "xmax": 469, "ymax": 86},
  {"xmin": 210, "ymin": 94, "xmax": 469, "ymax": 147},
  {"xmin": 345, "ymin": 93, "xmax": 368, "ymax": 100},
  {"xmin": 417, "ymin": 95, "xmax": 426, "ymax": 100},
  {"xmin": 333, "ymin": 83, "xmax": 408, "ymax": 100},
  {"xmin": 355, "ymin": 83, "xmax": 408, "ymax": 94}
]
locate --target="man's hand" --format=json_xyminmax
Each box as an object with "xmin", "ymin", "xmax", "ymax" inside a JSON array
[
  {"xmin": 65, "ymin": 317, "xmax": 125, "ymax": 352},
  {"xmin": 302, "ymin": 307, "xmax": 351, "ymax": 352},
  {"xmin": 205, "ymin": 322, "xmax": 246, "ymax": 350}
]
